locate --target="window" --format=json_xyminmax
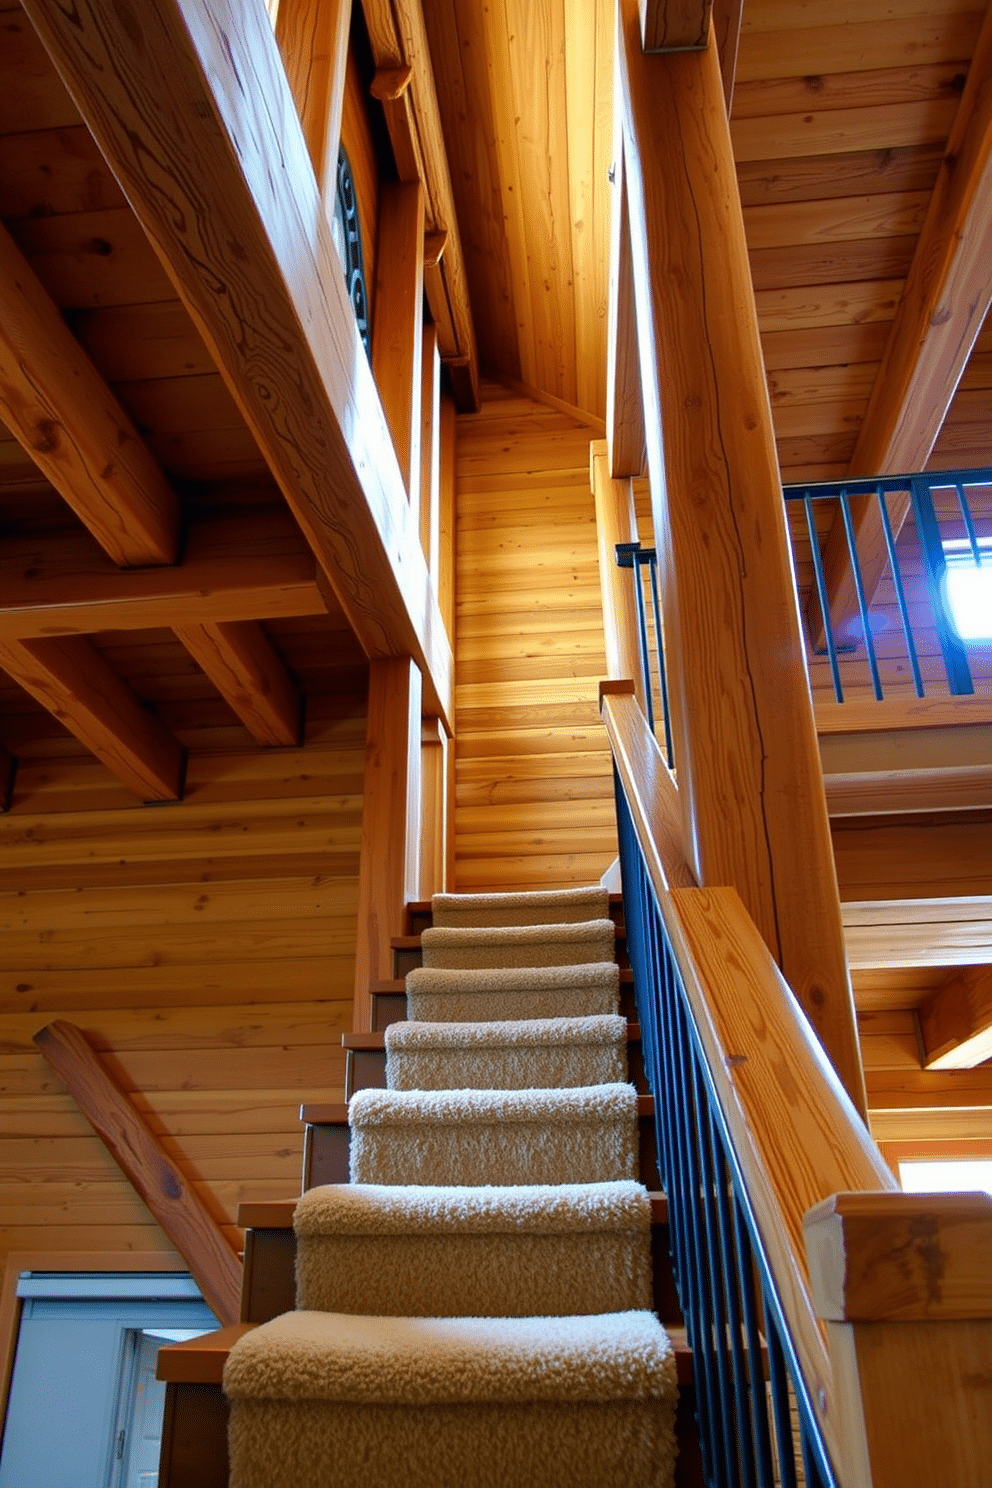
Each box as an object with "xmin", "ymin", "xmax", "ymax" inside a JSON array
[
  {"xmin": 942, "ymin": 537, "xmax": 992, "ymax": 642},
  {"xmin": 899, "ymin": 1159, "xmax": 992, "ymax": 1196}
]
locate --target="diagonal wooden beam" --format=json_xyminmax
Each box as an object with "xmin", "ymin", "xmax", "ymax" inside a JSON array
[
  {"xmin": 920, "ymin": 966, "xmax": 992, "ymax": 1070},
  {"xmin": 34, "ymin": 1020, "xmax": 241, "ymax": 1325},
  {"xmin": 0, "ymin": 516, "xmax": 327, "ymax": 639},
  {"xmin": 0, "ymin": 220, "xmax": 179, "ymax": 566},
  {"xmin": 22, "ymin": 0, "xmax": 453, "ymax": 729},
  {"xmin": 0, "ymin": 634, "xmax": 184, "ymax": 801},
  {"xmin": 360, "ymin": 0, "xmax": 480, "ymax": 411},
  {"xmin": 639, "ymin": 0, "xmax": 712, "ymax": 53},
  {"xmin": 275, "ymin": 0, "xmax": 350, "ymax": 200},
  {"xmin": 812, "ymin": 3, "xmax": 992, "ymax": 647},
  {"xmin": 173, "ymin": 620, "xmax": 302, "ymax": 747}
]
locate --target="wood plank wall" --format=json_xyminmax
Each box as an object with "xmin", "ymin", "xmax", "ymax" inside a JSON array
[
  {"xmin": 0, "ymin": 688, "xmax": 363, "ymax": 1266},
  {"xmin": 453, "ymin": 383, "xmax": 617, "ymax": 890}
]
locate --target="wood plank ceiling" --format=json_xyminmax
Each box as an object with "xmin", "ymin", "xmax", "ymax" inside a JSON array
[{"xmin": 424, "ymin": 0, "xmax": 992, "ymax": 479}]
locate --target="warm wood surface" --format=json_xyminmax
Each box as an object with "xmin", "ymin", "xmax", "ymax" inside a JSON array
[
  {"xmin": 606, "ymin": 152, "xmax": 645, "ymax": 480},
  {"xmin": 371, "ymin": 181, "xmax": 424, "ymax": 500},
  {"xmin": 590, "ymin": 445, "xmax": 643, "ymax": 698},
  {"xmin": 21, "ymin": 0, "xmax": 453, "ymax": 726},
  {"xmin": 639, "ymin": 0, "xmax": 712, "ymax": 52},
  {"xmin": 453, "ymin": 385, "xmax": 617, "ymax": 890},
  {"xmin": 618, "ymin": 0, "xmax": 865, "ymax": 1112},
  {"xmin": 34, "ymin": 1018, "xmax": 242, "ymax": 1324},
  {"xmin": 919, "ymin": 965, "xmax": 992, "ymax": 1068},
  {"xmin": 156, "ymin": 1323, "xmax": 255, "ymax": 1384},
  {"xmin": 275, "ymin": 0, "xmax": 350, "ymax": 200}
]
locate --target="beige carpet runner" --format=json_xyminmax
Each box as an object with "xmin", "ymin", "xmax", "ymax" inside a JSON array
[{"xmin": 225, "ymin": 886, "xmax": 678, "ymax": 1488}]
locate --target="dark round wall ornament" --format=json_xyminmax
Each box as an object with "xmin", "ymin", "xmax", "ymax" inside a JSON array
[{"xmin": 331, "ymin": 147, "xmax": 371, "ymax": 357}]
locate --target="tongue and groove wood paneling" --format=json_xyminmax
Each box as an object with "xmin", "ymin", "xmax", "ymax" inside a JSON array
[
  {"xmin": 0, "ymin": 695, "xmax": 364, "ymax": 1265},
  {"xmin": 453, "ymin": 384, "xmax": 616, "ymax": 891}
]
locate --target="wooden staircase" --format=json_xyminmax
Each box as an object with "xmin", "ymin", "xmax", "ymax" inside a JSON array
[{"xmin": 156, "ymin": 895, "xmax": 705, "ymax": 1487}]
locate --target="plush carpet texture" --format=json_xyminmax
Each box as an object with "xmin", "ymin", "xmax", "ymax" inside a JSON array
[
  {"xmin": 227, "ymin": 1310, "xmax": 678, "ymax": 1488},
  {"xmin": 294, "ymin": 1180, "xmax": 652, "ymax": 1317},
  {"xmin": 431, "ymin": 886, "xmax": 610, "ymax": 929},
  {"xmin": 405, "ymin": 962, "xmax": 619, "ymax": 1023},
  {"xmin": 420, "ymin": 918, "xmax": 615, "ymax": 970},
  {"xmin": 384, "ymin": 1014, "xmax": 627, "ymax": 1090},
  {"xmin": 349, "ymin": 1083, "xmax": 638, "ymax": 1186}
]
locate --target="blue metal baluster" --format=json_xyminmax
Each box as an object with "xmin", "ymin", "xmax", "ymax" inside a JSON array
[
  {"xmin": 876, "ymin": 483, "xmax": 925, "ymax": 698},
  {"xmin": 691, "ymin": 1055, "xmax": 741, "ymax": 1488},
  {"xmin": 674, "ymin": 995, "xmax": 720, "ymax": 1484},
  {"xmin": 660, "ymin": 945, "xmax": 692, "ymax": 1325},
  {"xmin": 909, "ymin": 477, "xmax": 974, "ymax": 695},
  {"xmin": 838, "ymin": 489, "xmax": 884, "ymax": 699},
  {"xmin": 645, "ymin": 549, "xmax": 674, "ymax": 767},
  {"xmin": 765, "ymin": 1314, "xmax": 799, "ymax": 1488},
  {"xmin": 731, "ymin": 1195, "xmax": 776, "ymax": 1486},
  {"xmin": 954, "ymin": 479, "xmax": 985, "ymax": 565},
  {"xmin": 803, "ymin": 493, "xmax": 845, "ymax": 702},
  {"xmin": 707, "ymin": 1111, "xmax": 758, "ymax": 1488}
]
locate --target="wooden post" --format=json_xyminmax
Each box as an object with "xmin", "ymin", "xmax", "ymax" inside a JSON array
[
  {"xmin": 419, "ymin": 716, "xmax": 449, "ymax": 899},
  {"xmin": 591, "ymin": 441, "xmax": 648, "ymax": 716},
  {"xmin": 275, "ymin": 0, "xmax": 351, "ymax": 201},
  {"xmin": 805, "ymin": 1191, "xmax": 992, "ymax": 1487},
  {"xmin": 420, "ymin": 322, "xmax": 442, "ymax": 581},
  {"xmin": 353, "ymin": 657, "xmax": 423, "ymax": 1031},
  {"xmin": 616, "ymin": 0, "xmax": 866, "ymax": 1115}
]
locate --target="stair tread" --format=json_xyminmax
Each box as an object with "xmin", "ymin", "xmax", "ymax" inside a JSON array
[
  {"xmin": 344, "ymin": 1022, "xmax": 641, "ymax": 1050},
  {"xmin": 301, "ymin": 1093, "xmax": 654, "ymax": 1124},
  {"xmin": 239, "ymin": 1192, "xmax": 670, "ymax": 1230}
]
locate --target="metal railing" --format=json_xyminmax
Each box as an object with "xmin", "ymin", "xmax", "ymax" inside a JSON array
[
  {"xmin": 784, "ymin": 466, "xmax": 991, "ymax": 704},
  {"xmin": 616, "ymin": 778, "xmax": 835, "ymax": 1488},
  {"xmin": 614, "ymin": 542, "xmax": 674, "ymax": 765}
]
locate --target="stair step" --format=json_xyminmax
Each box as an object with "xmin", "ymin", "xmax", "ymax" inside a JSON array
[
  {"xmin": 372, "ymin": 966, "xmax": 635, "ymax": 1029},
  {"xmin": 343, "ymin": 1020, "xmax": 643, "ymax": 1098},
  {"xmin": 300, "ymin": 1094, "xmax": 659, "ymax": 1190},
  {"xmin": 405, "ymin": 892, "xmax": 624, "ymax": 937},
  {"xmin": 392, "ymin": 919, "xmax": 627, "ymax": 978}
]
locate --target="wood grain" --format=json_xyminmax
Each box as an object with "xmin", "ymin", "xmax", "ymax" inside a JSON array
[
  {"xmin": 0, "ymin": 220, "xmax": 178, "ymax": 565},
  {"xmin": 275, "ymin": 0, "xmax": 350, "ymax": 198},
  {"xmin": 618, "ymin": 0, "xmax": 865, "ymax": 1111},
  {"xmin": 919, "ymin": 966, "xmax": 992, "ymax": 1068},
  {"xmin": 639, "ymin": 0, "xmax": 712, "ymax": 52},
  {"xmin": 33, "ymin": 1019, "xmax": 242, "ymax": 1324},
  {"xmin": 172, "ymin": 621, "xmax": 302, "ymax": 748}
]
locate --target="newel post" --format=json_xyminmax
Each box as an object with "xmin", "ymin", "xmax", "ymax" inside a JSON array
[{"xmin": 804, "ymin": 1191, "xmax": 992, "ymax": 1487}]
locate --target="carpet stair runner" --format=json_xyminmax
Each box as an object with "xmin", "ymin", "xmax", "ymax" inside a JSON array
[{"xmin": 220, "ymin": 886, "xmax": 679, "ymax": 1488}]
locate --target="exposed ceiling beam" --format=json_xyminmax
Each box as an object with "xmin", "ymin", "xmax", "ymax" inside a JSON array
[
  {"xmin": 0, "ymin": 220, "xmax": 179, "ymax": 567},
  {"xmin": 812, "ymin": 2, "xmax": 992, "ymax": 646},
  {"xmin": 0, "ymin": 634, "xmax": 184, "ymax": 801},
  {"xmin": 361, "ymin": 0, "xmax": 480, "ymax": 412},
  {"xmin": 274, "ymin": 0, "xmax": 350, "ymax": 200},
  {"xmin": 173, "ymin": 620, "xmax": 302, "ymax": 748},
  {"xmin": 0, "ymin": 516, "xmax": 328, "ymax": 640},
  {"xmin": 639, "ymin": 1, "xmax": 712, "ymax": 52},
  {"xmin": 22, "ymin": 0, "xmax": 453, "ymax": 729},
  {"xmin": 843, "ymin": 897, "xmax": 992, "ymax": 970},
  {"xmin": 920, "ymin": 966, "xmax": 992, "ymax": 1070}
]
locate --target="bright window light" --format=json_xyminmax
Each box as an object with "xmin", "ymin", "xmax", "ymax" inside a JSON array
[
  {"xmin": 943, "ymin": 538, "xmax": 992, "ymax": 642},
  {"xmin": 899, "ymin": 1160, "xmax": 992, "ymax": 1196}
]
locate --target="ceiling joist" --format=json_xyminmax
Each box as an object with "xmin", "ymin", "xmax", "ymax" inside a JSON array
[
  {"xmin": 0, "ymin": 220, "xmax": 179, "ymax": 567},
  {"xmin": 173, "ymin": 620, "xmax": 302, "ymax": 748},
  {"xmin": 0, "ymin": 633, "xmax": 184, "ymax": 801},
  {"xmin": 0, "ymin": 517, "xmax": 327, "ymax": 640},
  {"xmin": 639, "ymin": 1, "xmax": 712, "ymax": 53},
  {"xmin": 920, "ymin": 966, "xmax": 992, "ymax": 1071},
  {"xmin": 843, "ymin": 897, "xmax": 992, "ymax": 971},
  {"xmin": 813, "ymin": 1, "xmax": 992, "ymax": 644},
  {"xmin": 21, "ymin": 0, "xmax": 453, "ymax": 729}
]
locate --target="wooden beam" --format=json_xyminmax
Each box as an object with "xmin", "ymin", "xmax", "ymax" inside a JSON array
[
  {"xmin": 372, "ymin": 181, "xmax": 425, "ymax": 500},
  {"xmin": 437, "ymin": 392, "xmax": 456, "ymax": 643},
  {"xmin": 606, "ymin": 139, "xmax": 645, "ymax": 480},
  {"xmin": 591, "ymin": 443, "xmax": 648, "ymax": 711},
  {"xmin": 352, "ymin": 657, "xmax": 422, "ymax": 1032},
  {"xmin": 0, "ymin": 220, "xmax": 178, "ymax": 567},
  {"xmin": 639, "ymin": 0, "xmax": 712, "ymax": 52},
  {"xmin": 275, "ymin": 0, "xmax": 350, "ymax": 198},
  {"xmin": 920, "ymin": 966, "xmax": 992, "ymax": 1070},
  {"xmin": 33, "ymin": 1020, "xmax": 241, "ymax": 1325},
  {"xmin": 419, "ymin": 323, "xmax": 441, "ymax": 580},
  {"xmin": 173, "ymin": 620, "xmax": 302, "ymax": 748},
  {"xmin": 0, "ymin": 635, "xmax": 184, "ymax": 801},
  {"xmin": 0, "ymin": 747, "xmax": 13, "ymax": 814},
  {"xmin": 0, "ymin": 516, "xmax": 327, "ymax": 639},
  {"xmin": 843, "ymin": 897, "xmax": 992, "ymax": 970},
  {"xmin": 617, "ymin": 0, "xmax": 866, "ymax": 1113},
  {"xmin": 360, "ymin": 0, "xmax": 480, "ymax": 411},
  {"xmin": 22, "ymin": 0, "xmax": 453, "ymax": 729},
  {"xmin": 812, "ymin": 3, "xmax": 992, "ymax": 647}
]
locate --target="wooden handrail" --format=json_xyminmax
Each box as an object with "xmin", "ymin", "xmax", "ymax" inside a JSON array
[{"xmin": 603, "ymin": 688, "xmax": 896, "ymax": 1473}]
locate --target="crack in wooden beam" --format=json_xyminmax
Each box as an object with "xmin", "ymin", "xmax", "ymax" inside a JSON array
[
  {"xmin": 0, "ymin": 634, "xmax": 185, "ymax": 801},
  {"xmin": 0, "ymin": 220, "xmax": 179, "ymax": 567},
  {"xmin": 33, "ymin": 1019, "xmax": 241, "ymax": 1325}
]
